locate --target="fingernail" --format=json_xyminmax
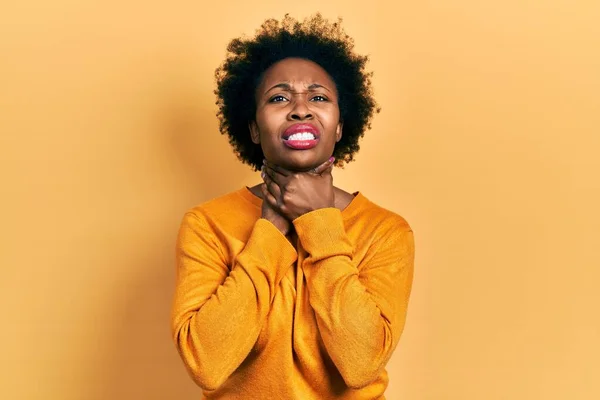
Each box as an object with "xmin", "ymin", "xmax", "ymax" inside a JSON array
[
  {"xmin": 261, "ymin": 172, "xmax": 265, "ymax": 179},
  {"xmin": 329, "ymin": 157, "xmax": 335, "ymax": 163}
]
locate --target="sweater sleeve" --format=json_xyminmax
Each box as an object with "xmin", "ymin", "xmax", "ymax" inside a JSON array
[
  {"xmin": 171, "ymin": 211, "xmax": 297, "ymax": 391},
  {"xmin": 293, "ymin": 208, "xmax": 414, "ymax": 389}
]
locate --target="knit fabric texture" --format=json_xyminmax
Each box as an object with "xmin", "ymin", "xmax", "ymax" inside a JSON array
[{"xmin": 171, "ymin": 187, "xmax": 415, "ymax": 399}]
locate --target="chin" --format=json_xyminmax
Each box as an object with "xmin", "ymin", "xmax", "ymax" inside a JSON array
[
  {"xmin": 266, "ymin": 147, "xmax": 332, "ymax": 171},
  {"xmin": 280, "ymin": 155, "xmax": 323, "ymax": 172}
]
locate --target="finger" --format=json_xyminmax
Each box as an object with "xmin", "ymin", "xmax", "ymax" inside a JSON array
[
  {"xmin": 262, "ymin": 168, "xmax": 282, "ymax": 198},
  {"xmin": 312, "ymin": 156, "xmax": 336, "ymax": 175},
  {"xmin": 264, "ymin": 165, "xmax": 288, "ymax": 186},
  {"xmin": 260, "ymin": 183, "xmax": 280, "ymax": 209},
  {"xmin": 263, "ymin": 159, "xmax": 291, "ymax": 177}
]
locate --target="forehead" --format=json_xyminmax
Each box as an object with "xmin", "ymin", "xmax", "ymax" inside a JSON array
[{"xmin": 258, "ymin": 58, "xmax": 336, "ymax": 89}]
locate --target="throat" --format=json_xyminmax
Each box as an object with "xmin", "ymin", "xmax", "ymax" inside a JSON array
[{"xmin": 248, "ymin": 184, "xmax": 354, "ymax": 212}]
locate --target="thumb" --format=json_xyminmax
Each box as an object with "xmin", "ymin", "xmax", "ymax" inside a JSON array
[{"xmin": 312, "ymin": 156, "xmax": 335, "ymax": 175}]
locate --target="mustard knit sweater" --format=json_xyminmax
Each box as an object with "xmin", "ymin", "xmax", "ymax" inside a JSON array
[{"xmin": 171, "ymin": 187, "xmax": 414, "ymax": 399}]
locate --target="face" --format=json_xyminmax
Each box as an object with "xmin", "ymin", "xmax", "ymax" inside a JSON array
[{"xmin": 249, "ymin": 57, "xmax": 343, "ymax": 171}]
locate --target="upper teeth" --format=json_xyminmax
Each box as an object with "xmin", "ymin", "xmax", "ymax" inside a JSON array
[{"xmin": 287, "ymin": 132, "xmax": 315, "ymax": 141}]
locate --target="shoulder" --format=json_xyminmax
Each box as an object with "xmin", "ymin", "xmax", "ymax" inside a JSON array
[
  {"xmin": 186, "ymin": 189, "xmax": 247, "ymax": 217},
  {"xmin": 351, "ymin": 193, "xmax": 412, "ymax": 235},
  {"xmin": 180, "ymin": 188, "xmax": 259, "ymax": 237}
]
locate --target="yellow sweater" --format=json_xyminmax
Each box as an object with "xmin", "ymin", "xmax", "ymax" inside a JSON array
[{"xmin": 171, "ymin": 187, "xmax": 414, "ymax": 399}]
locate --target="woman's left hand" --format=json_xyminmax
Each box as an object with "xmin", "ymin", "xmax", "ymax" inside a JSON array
[{"xmin": 261, "ymin": 157, "xmax": 336, "ymax": 221}]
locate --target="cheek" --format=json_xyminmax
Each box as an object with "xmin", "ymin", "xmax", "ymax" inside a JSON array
[
  {"xmin": 324, "ymin": 104, "xmax": 340, "ymax": 122},
  {"xmin": 256, "ymin": 109, "xmax": 283, "ymax": 134},
  {"xmin": 323, "ymin": 109, "xmax": 341, "ymax": 134},
  {"xmin": 254, "ymin": 115, "xmax": 279, "ymax": 153}
]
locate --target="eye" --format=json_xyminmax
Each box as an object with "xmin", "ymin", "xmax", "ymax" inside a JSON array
[
  {"xmin": 269, "ymin": 95, "xmax": 288, "ymax": 103},
  {"xmin": 310, "ymin": 95, "xmax": 328, "ymax": 102}
]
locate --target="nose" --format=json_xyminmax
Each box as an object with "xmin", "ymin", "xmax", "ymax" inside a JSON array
[{"xmin": 288, "ymin": 96, "xmax": 313, "ymax": 121}]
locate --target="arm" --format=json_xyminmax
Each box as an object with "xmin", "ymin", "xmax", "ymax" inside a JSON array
[
  {"xmin": 293, "ymin": 208, "xmax": 414, "ymax": 389},
  {"xmin": 171, "ymin": 211, "xmax": 297, "ymax": 390}
]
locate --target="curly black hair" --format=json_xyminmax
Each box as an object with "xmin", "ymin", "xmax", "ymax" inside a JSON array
[{"xmin": 214, "ymin": 14, "xmax": 380, "ymax": 171}]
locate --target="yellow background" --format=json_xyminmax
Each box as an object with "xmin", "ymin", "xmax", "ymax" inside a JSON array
[{"xmin": 1, "ymin": 1, "xmax": 599, "ymax": 399}]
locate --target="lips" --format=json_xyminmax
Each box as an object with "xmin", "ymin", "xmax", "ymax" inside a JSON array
[
  {"xmin": 282, "ymin": 123, "xmax": 320, "ymax": 150},
  {"xmin": 282, "ymin": 123, "xmax": 320, "ymax": 140}
]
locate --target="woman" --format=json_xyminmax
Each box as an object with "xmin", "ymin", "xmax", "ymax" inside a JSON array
[{"xmin": 171, "ymin": 14, "xmax": 415, "ymax": 400}]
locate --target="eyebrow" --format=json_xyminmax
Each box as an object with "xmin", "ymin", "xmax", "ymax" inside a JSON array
[{"xmin": 264, "ymin": 83, "xmax": 331, "ymax": 94}]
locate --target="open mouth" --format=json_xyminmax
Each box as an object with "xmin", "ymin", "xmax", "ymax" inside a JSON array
[
  {"xmin": 282, "ymin": 126, "xmax": 320, "ymax": 150},
  {"xmin": 285, "ymin": 132, "xmax": 317, "ymax": 141}
]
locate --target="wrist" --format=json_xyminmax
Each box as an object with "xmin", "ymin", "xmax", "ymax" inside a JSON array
[
  {"xmin": 275, "ymin": 222, "xmax": 290, "ymax": 236},
  {"xmin": 261, "ymin": 216, "xmax": 289, "ymax": 236}
]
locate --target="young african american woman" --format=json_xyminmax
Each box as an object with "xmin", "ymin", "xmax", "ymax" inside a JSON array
[{"xmin": 171, "ymin": 15, "xmax": 415, "ymax": 400}]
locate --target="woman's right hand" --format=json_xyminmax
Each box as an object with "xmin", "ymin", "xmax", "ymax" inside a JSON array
[{"xmin": 260, "ymin": 182, "xmax": 291, "ymax": 236}]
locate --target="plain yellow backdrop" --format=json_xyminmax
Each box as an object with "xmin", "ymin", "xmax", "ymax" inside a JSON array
[{"xmin": 1, "ymin": 1, "xmax": 599, "ymax": 399}]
